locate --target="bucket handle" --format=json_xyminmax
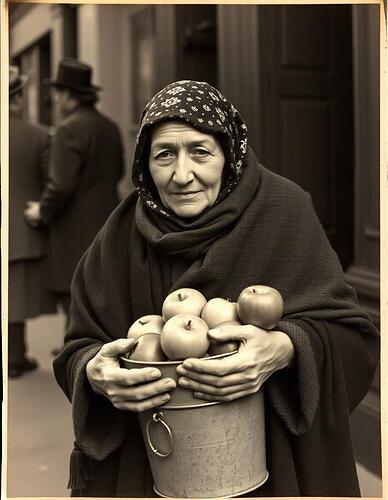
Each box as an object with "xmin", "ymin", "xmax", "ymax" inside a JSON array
[{"xmin": 146, "ymin": 412, "xmax": 173, "ymax": 458}]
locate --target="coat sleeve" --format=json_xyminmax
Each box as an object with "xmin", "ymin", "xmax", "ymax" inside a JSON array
[
  {"xmin": 53, "ymin": 221, "xmax": 133, "ymax": 461},
  {"xmin": 54, "ymin": 340, "xmax": 130, "ymax": 461},
  {"xmin": 39, "ymin": 129, "xmax": 51, "ymax": 189},
  {"xmin": 266, "ymin": 318, "xmax": 379, "ymax": 436},
  {"xmin": 40, "ymin": 124, "xmax": 84, "ymax": 224}
]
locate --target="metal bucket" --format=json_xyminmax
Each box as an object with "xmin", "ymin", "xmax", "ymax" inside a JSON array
[{"xmin": 121, "ymin": 354, "xmax": 268, "ymax": 498}]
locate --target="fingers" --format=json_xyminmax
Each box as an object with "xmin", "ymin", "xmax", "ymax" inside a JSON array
[
  {"xmin": 119, "ymin": 377, "xmax": 176, "ymax": 400},
  {"xmin": 177, "ymin": 361, "xmax": 263, "ymax": 396},
  {"xmin": 23, "ymin": 209, "xmax": 35, "ymax": 224},
  {"xmin": 23, "ymin": 202, "xmax": 42, "ymax": 224},
  {"xmin": 179, "ymin": 376, "xmax": 260, "ymax": 396},
  {"xmin": 109, "ymin": 377, "xmax": 176, "ymax": 412},
  {"xmin": 192, "ymin": 385, "xmax": 261, "ymax": 403},
  {"xmin": 181, "ymin": 351, "xmax": 255, "ymax": 377},
  {"xmin": 207, "ymin": 324, "xmax": 260, "ymax": 342},
  {"xmin": 109, "ymin": 366, "xmax": 162, "ymax": 385},
  {"xmin": 99, "ymin": 338, "xmax": 135, "ymax": 358},
  {"xmin": 115, "ymin": 392, "xmax": 172, "ymax": 412},
  {"xmin": 177, "ymin": 364, "xmax": 256, "ymax": 388}
]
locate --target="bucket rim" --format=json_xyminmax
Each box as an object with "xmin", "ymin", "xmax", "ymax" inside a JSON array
[
  {"xmin": 158, "ymin": 400, "xmax": 221, "ymax": 410},
  {"xmin": 120, "ymin": 349, "xmax": 238, "ymax": 366}
]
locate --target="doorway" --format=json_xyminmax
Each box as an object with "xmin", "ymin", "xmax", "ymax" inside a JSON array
[{"xmin": 257, "ymin": 5, "xmax": 354, "ymax": 270}]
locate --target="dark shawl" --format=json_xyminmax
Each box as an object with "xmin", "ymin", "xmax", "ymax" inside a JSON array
[{"xmin": 53, "ymin": 148, "xmax": 379, "ymax": 497}]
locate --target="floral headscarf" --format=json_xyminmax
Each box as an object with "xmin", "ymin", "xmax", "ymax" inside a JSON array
[{"xmin": 132, "ymin": 80, "xmax": 248, "ymax": 218}]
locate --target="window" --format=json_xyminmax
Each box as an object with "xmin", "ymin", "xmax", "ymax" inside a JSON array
[
  {"xmin": 130, "ymin": 7, "xmax": 155, "ymax": 126},
  {"xmin": 12, "ymin": 33, "xmax": 52, "ymax": 126}
]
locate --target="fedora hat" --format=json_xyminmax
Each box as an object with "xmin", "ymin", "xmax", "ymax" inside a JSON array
[
  {"xmin": 44, "ymin": 58, "xmax": 101, "ymax": 93},
  {"xmin": 9, "ymin": 65, "xmax": 28, "ymax": 95}
]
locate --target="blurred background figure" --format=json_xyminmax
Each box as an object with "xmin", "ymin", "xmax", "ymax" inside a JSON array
[
  {"xmin": 9, "ymin": 65, "xmax": 57, "ymax": 378},
  {"xmin": 24, "ymin": 59, "xmax": 124, "ymax": 352}
]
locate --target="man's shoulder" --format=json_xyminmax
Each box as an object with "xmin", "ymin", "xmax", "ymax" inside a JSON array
[
  {"xmin": 92, "ymin": 107, "xmax": 120, "ymax": 132},
  {"xmin": 60, "ymin": 106, "xmax": 119, "ymax": 134},
  {"xmin": 11, "ymin": 117, "xmax": 50, "ymax": 143}
]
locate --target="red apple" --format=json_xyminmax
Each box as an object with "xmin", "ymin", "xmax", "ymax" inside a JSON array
[
  {"xmin": 127, "ymin": 314, "xmax": 165, "ymax": 341},
  {"xmin": 237, "ymin": 285, "xmax": 284, "ymax": 330},
  {"xmin": 128, "ymin": 332, "xmax": 167, "ymax": 362},
  {"xmin": 161, "ymin": 314, "xmax": 210, "ymax": 360},
  {"xmin": 162, "ymin": 288, "xmax": 207, "ymax": 321},
  {"xmin": 201, "ymin": 297, "xmax": 239, "ymax": 328},
  {"xmin": 207, "ymin": 320, "xmax": 241, "ymax": 356}
]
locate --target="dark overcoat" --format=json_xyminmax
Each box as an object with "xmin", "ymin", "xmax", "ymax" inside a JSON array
[
  {"xmin": 9, "ymin": 114, "xmax": 56, "ymax": 321},
  {"xmin": 40, "ymin": 104, "xmax": 124, "ymax": 292},
  {"xmin": 9, "ymin": 115, "xmax": 50, "ymax": 262}
]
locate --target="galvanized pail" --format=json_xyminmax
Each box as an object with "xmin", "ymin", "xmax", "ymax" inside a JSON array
[{"xmin": 121, "ymin": 354, "xmax": 268, "ymax": 498}]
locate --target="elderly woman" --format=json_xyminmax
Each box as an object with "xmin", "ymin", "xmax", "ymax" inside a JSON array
[{"xmin": 53, "ymin": 80, "xmax": 379, "ymax": 497}]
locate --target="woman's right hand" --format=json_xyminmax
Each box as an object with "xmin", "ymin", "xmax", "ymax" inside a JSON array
[{"xmin": 86, "ymin": 338, "xmax": 176, "ymax": 412}]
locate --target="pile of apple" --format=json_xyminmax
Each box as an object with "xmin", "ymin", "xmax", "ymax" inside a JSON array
[{"xmin": 126, "ymin": 285, "xmax": 284, "ymax": 362}]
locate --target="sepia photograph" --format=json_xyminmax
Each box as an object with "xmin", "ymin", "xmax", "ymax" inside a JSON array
[{"xmin": 2, "ymin": 1, "xmax": 385, "ymax": 499}]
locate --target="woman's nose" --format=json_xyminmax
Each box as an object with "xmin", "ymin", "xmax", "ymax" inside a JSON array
[{"xmin": 172, "ymin": 154, "xmax": 194, "ymax": 185}]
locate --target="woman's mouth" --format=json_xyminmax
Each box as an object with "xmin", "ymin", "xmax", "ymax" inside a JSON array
[{"xmin": 171, "ymin": 191, "xmax": 201, "ymax": 199}]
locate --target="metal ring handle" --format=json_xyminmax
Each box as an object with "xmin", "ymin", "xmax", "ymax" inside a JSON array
[{"xmin": 146, "ymin": 412, "xmax": 173, "ymax": 458}]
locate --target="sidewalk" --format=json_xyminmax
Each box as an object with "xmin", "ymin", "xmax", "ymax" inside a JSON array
[{"xmin": 6, "ymin": 313, "xmax": 73, "ymax": 498}]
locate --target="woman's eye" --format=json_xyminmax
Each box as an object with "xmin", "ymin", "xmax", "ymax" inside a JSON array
[
  {"xmin": 192, "ymin": 148, "xmax": 210, "ymax": 157},
  {"xmin": 155, "ymin": 150, "xmax": 174, "ymax": 161}
]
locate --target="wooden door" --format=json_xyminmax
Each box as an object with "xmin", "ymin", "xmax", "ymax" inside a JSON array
[
  {"xmin": 153, "ymin": 5, "xmax": 218, "ymax": 95},
  {"xmin": 175, "ymin": 5, "xmax": 218, "ymax": 87},
  {"xmin": 258, "ymin": 5, "xmax": 354, "ymax": 270}
]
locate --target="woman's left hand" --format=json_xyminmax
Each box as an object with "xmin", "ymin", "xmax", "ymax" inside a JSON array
[{"xmin": 176, "ymin": 324, "xmax": 295, "ymax": 402}]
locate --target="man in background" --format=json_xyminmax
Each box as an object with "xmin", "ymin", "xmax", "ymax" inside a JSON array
[
  {"xmin": 9, "ymin": 65, "xmax": 56, "ymax": 378},
  {"xmin": 24, "ymin": 58, "xmax": 124, "ymax": 341}
]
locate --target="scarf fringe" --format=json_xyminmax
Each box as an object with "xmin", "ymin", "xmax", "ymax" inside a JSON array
[{"xmin": 67, "ymin": 441, "xmax": 93, "ymax": 491}]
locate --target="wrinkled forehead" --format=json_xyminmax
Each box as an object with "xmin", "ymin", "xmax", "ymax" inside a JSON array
[{"xmin": 150, "ymin": 120, "xmax": 219, "ymax": 146}]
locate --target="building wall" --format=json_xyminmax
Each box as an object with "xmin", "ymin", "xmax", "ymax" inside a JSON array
[
  {"xmin": 346, "ymin": 5, "xmax": 381, "ymax": 476},
  {"xmin": 77, "ymin": 4, "xmax": 159, "ymax": 196},
  {"xmin": 77, "ymin": 5, "xmax": 130, "ymax": 195},
  {"xmin": 10, "ymin": 4, "xmax": 53, "ymax": 55}
]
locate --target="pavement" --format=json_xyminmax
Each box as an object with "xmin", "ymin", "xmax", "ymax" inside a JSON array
[
  {"xmin": 6, "ymin": 313, "xmax": 73, "ymax": 498},
  {"xmin": 4, "ymin": 313, "xmax": 383, "ymax": 498}
]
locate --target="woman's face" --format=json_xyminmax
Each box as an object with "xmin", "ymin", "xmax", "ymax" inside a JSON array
[{"xmin": 149, "ymin": 121, "xmax": 225, "ymax": 218}]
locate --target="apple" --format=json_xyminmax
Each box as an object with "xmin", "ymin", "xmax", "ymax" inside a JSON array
[
  {"xmin": 162, "ymin": 288, "xmax": 207, "ymax": 321},
  {"xmin": 128, "ymin": 332, "xmax": 167, "ymax": 362},
  {"xmin": 161, "ymin": 314, "xmax": 210, "ymax": 360},
  {"xmin": 201, "ymin": 297, "xmax": 239, "ymax": 329},
  {"xmin": 127, "ymin": 314, "xmax": 165, "ymax": 341},
  {"xmin": 237, "ymin": 285, "xmax": 284, "ymax": 330},
  {"xmin": 207, "ymin": 320, "xmax": 241, "ymax": 356}
]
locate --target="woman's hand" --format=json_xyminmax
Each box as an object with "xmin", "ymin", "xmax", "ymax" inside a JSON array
[
  {"xmin": 86, "ymin": 338, "xmax": 176, "ymax": 412},
  {"xmin": 176, "ymin": 324, "xmax": 294, "ymax": 402}
]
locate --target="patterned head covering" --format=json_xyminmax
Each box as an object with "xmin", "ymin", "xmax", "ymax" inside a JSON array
[{"xmin": 132, "ymin": 80, "xmax": 248, "ymax": 217}]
